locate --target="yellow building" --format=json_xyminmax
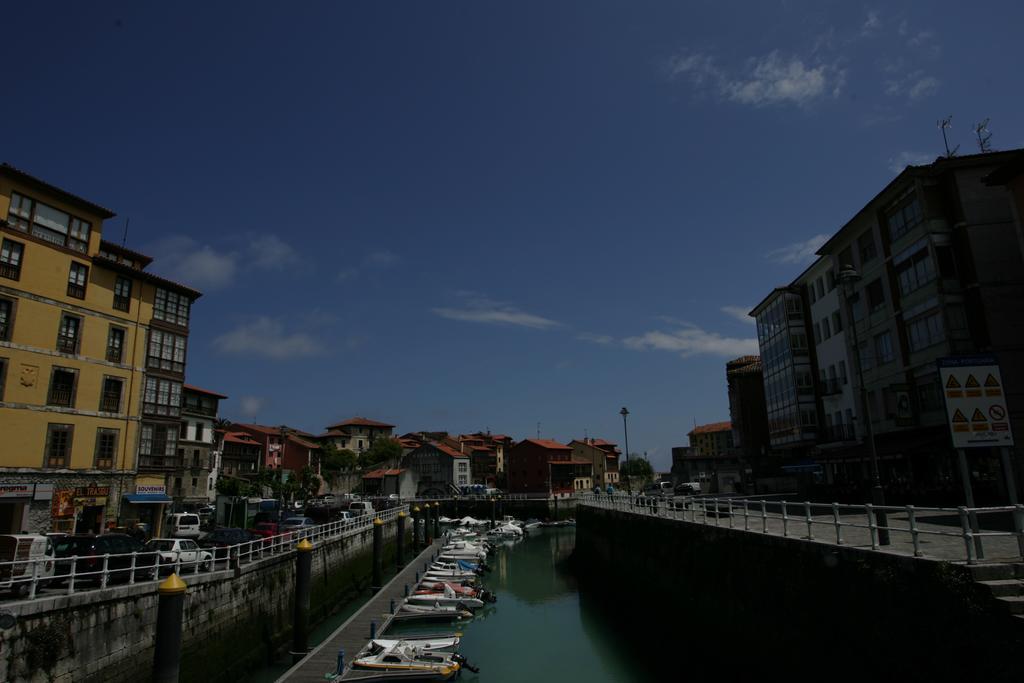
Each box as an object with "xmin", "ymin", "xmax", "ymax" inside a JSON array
[{"xmin": 0, "ymin": 164, "xmax": 201, "ymax": 534}]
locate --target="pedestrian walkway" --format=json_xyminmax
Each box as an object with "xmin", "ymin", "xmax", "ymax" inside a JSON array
[{"xmin": 276, "ymin": 539, "xmax": 442, "ymax": 683}]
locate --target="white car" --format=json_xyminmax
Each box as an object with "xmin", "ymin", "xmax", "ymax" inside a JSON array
[{"xmin": 145, "ymin": 538, "xmax": 213, "ymax": 573}]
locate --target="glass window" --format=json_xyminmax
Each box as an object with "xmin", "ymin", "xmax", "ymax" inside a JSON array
[
  {"xmin": 57, "ymin": 314, "xmax": 81, "ymax": 354},
  {"xmin": 107, "ymin": 326, "xmax": 125, "ymax": 363},
  {"xmin": 858, "ymin": 341, "xmax": 873, "ymax": 370},
  {"xmin": 94, "ymin": 428, "xmax": 119, "ymax": 469},
  {"xmin": 0, "ymin": 239, "xmax": 23, "ymax": 280},
  {"xmin": 0, "ymin": 298, "xmax": 12, "ymax": 341},
  {"xmin": 45, "ymin": 424, "xmax": 74, "ymax": 468},
  {"xmin": 140, "ymin": 423, "xmax": 179, "ymax": 458},
  {"xmin": 866, "ymin": 279, "xmax": 885, "ymax": 312},
  {"xmin": 887, "ymin": 195, "xmax": 923, "ymax": 241},
  {"xmin": 154, "ymin": 288, "xmax": 190, "ymax": 327},
  {"xmin": 874, "ymin": 331, "xmax": 895, "ymax": 364},
  {"xmin": 807, "ymin": 284, "xmax": 816, "ymax": 304},
  {"xmin": 113, "ymin": 276, "xmax": 132, "ymax": 312},
  {"xmin": 143, "ymin": 376, "xmax": 183, "ymax": 417},
  {"xmin": 907, "ymin": 311, "xmax": 945, "ymax": 351},
  {"xmin": 7, "ymin": 192, "xmax": 91, "ymax": 252},
  {"xmin": 147, "ymin": 329, "xmax": 187, "ymax": 374},
  {"xmin": 47, "ymin": 367, "xmax": 77, "ymax": 407},
  {"xmin": 814, "ymin": 322, "xmax": 821, "ymax": 345},
  {"xmin": 896, "ymin": 248, "xmax": 936, "ymax": 296},
  {"xmin": 100, "ymin": 376, "xmax": 123, "ymax": 413},
  {"xmin": 67, "ymin": 262, "xmax": 88, "ymax": 299},
  {"xmin": 816, "ymin": 278, "xmax": 824, "ymax": 298},
  {"xmin": 822, "ymin": 317, "xmax": 831, "ymax": 340}
]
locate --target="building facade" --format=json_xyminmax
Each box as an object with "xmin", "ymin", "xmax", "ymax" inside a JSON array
[
  {"xmin": 569, "ymin": 439, "xmax": 620, "ymax": 488},
  {"xmin": 402, "ymin": 442, "xmax": 468, "ymax": 496},
  {"xmin": 173, "ymin": 385, "xmax": 226, "ymax": 508},
  {"xmin": 506, "ymin": 439, "xmax": 592, "ymax": 496},
  {"xmin": 726, "ymin": 356, "xmax": 770, "ymax": 460},
  {"xmin": 320, "ymin": 417, "xmax": 395, "ymax": 454},
  {"xmin": 0, "ymin": 164, "xmax": 201, "ymax": 534},
  {"xmin": 218, "ymin": 431, "xmax": 263, "ymax": 480}
]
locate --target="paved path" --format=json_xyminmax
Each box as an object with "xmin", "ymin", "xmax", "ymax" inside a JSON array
[
  {"xmin": 276, "ymin": 539, "xmax": 442, "ymax": 683},
  {"xmin": 587, "ymin": 497, "xmax": 1024, "ymax": 564}
]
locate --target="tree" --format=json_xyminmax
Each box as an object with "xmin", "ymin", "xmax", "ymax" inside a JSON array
[
  {"xmin": 320, "ymin": 443, "xmax": 358, "ymax": 485},
  {"xmin": 620, "ymin": 455, "xmax": 654, "ymax": 478},
  {"xmin": 358, "ymin": 438, "xmax": 403, "ymax": 469},
  {"xmin": 298, "ymin": 466, "xmax": 322, "ymax": 501}
]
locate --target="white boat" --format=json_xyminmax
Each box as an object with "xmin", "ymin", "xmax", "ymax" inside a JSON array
[
  {"xmin": 458, "ymin": 516, "xmax": 487, "ymax": 526},
  {"xmin": 397, "ymin": 603, "xmax": 475, "ymax": 620},
  {"xmin": 370, "ymin": 635, "xmax": 461, "ymax": 652},
  {"xmin": 487, "ymin": 522, "xmax": 524, "ymax": 538},
  {"xmin": 406, "ymin": 585, "xmax": 485, "ymax": 608},
  {"xmin": 353, "ymin": 641, "xmax": 463, "ymax": 679},
  {"xmin": 423, "ymin": 573, "xmax": 477, "ymax": 585},
  {"xmin": 523, "ymin": 519, "xmax": 542, "ymax": 531}
]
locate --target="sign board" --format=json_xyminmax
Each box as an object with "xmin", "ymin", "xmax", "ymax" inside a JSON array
[
  {"xmin": 939, "ymin": 355, "xmax": 1015, "ymax": 448},
  {"xmin": 136, "ymin": 484, "xmax": 166, "ymax": 495},
  {"xmin": 0, "ymin": 484, "xmax": 33, "ymax": 499}
]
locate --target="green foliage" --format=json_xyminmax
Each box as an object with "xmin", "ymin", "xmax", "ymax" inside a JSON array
[
  {"xmin": 358, "ymin": 438, "xmax": 402, "ymax": 469},
  {"xmin": 620, "ymin": 455, "xmax": 654, "ymax": 477},
  {"xmin": 216, "ymin": 476, "xmax": 252, "ymax": 497},
  {"xmin": 320, "ymin": 444, "xmax": 358, "ymax": 483}
]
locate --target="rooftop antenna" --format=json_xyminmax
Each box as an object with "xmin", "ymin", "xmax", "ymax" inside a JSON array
[
  {"xmin": 937, "ymin": 115, "xmax": 959, "ymax": 158},
  {"xmin": 974, "ymin": 118, "xmax": 993, "ymax": 153},
  {"xmin": 121, "ymin": 217, "xmax": 130, "ymax": 248},
  {"xmin": 536, "ymin": 422, "xmax": 541, "ymax": 439}
]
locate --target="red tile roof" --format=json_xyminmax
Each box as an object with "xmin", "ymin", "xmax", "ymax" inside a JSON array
[
  {"xmin": 223, "ymin": 432, "xmax": 259, "ymax": 445},
  {"xmin": 235, "ymin": 423, "xmax": 316, "ymax": 438},
  {"xmin": 433, "ymin": 442, "xmax": 469, "ymax": 458},
  {"xmin": 519, "ymin": 438, "xmax": 572, "ymax": 451},
  {"xmin": 289, "ymin": 436, "xmax": 321, "ymax": 450},
  {"xmin": 326, "ymin": 417, "xmax": 396, "ymax": 429},
  {"xmin": 362, "ymin": 468, "xmax": 406, "ymax": 480},
  {"xmin": 688, "ymin": 421, "xmax": 733, "ymax": 436},
  {"xmin": 183, "ymin": 384, "xmax": 228, "ymax": 399}
]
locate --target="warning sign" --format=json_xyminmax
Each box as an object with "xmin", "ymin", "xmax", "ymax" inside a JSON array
[{"xmin": 939, "ymin": 356, "xmax": 1015, "ymax": 449}]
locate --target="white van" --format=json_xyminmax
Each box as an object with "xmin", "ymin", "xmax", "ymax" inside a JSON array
[
  {"xmin": 348, "ymin": 501, "xmax": 374, "ymax": 517},
  {"xmin": 165, "ymin": 513, "xmax": 202, "ymax": 539},
  {"xmin": 0, "ymin": 534, "xmax": 56, "ymax": 595}
]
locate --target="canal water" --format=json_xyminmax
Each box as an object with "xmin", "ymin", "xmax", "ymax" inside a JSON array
[{"xmin": 385, "ymin": 527, "xmax": 640, "ymax": 683}]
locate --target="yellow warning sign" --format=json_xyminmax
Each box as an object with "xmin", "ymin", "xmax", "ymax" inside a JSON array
[
  {"xmin": 952, "ymin": 409, "xmax": 968, "ymax": 423},
  {"xmin": 971, "ymin": 408, "xmax": 987, "ymax": 423},
  {"xmin": 984, "ymin": 374, "xmax": 1000, "ymax": 387},
  {"xmin": 940, "ymin": 357, "xmax": 1014, "ymax": 448},
  {"xmin": 946, "ymin": 375, "xmax": 961, "ymax": 389},
  {"xmin": 965, "ymin": 374, "xmax": 980, "ymax": 388}
]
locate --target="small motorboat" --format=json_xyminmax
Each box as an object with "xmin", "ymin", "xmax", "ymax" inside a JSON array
[
  {"xmin": 523, "ymin": 519, "xmax": 542, "ymax": 531},
  {"xmin": 369, "ymin": 635, "xmax": 461, "ymax": 652},
  {"xmin": 353, "ymin": 641, "xmax": 470, "ymax": 679},
  {"xmin": 417, "ymin": 582, "xmax": 497, "ymax": 603},
  {"xmin": 407, "ymin": 585, "xmax": 485, "ymax": 608},
  {"xmin": 423, "ymin": 573, "xmax": 477, "ymax": 586},
  {"xmin": 487, "ymin": 523, "xmax": 524, "ymax": 538},
  {"xmin": 396, "ymin": 603, "xmax": 475, "ymax": 621}
]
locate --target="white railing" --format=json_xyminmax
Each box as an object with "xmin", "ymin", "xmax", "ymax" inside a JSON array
[
  {"xmin": 577, "ymin": 493, "xmax": 1024, "ymax": 564},
  {"xmin": 0, "ymin": 505, "xmax": 408, "ymax": 602}
]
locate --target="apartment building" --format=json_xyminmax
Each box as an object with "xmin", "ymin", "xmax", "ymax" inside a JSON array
[
  {"xmin": 218, "ymin": 431, "xmax": 263, "ymax": 480},
  {"xmin": 569, "ymin": 438, "xmax": 621, "ymax": 488},
  {"xmin": 173, "ymin": 384, "xmax": 226, "ymax": 508},
  {"xmin": 320, "ymin": 416, "xmax": 395, "ymax": 454},
  {"xmin": 507, "ymin": 439, "xmax": 592, "ymax": 497},
  {"xmin": 233, "ymin": 423, "xmax": 322, "ymax": 478},
  {"xmin": 402, "ymin": 441, "xmax": 469, "ymax": 496},
  {"xmin": 0, "ymin": 164, "xmax": 201, "ymax": 534}
]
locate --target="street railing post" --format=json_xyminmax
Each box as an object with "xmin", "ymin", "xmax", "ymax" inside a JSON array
[
  {"xmin": 372, "ymin": 518, "xmax": 384, "ymax": 589},
  {"xmin": 804, "ymin": 502, "xmax": 814, "ymax": 540},
  {"xmin": 291, "ymin": 539, "xmax": 313, "ymax": 664},
  {"xmin": 153, "ymin": 574, "xmax": 187, "ymax": 683},
  {"xmin": 832, "ymin": 503, "xmax": 843, "ymax": 545},
  {"xmin": 727, "ymin": 499, "xmax": 734, "ymax": 528},
  {"xmin": 1014, "ymin": 504, "xmax": 1024, "ymax": 560},
  {"xmin": 743, "ymin": 500, "xmax": 749, "ymax": 531},
  {"xmin": 396, "ymin": 511, "xmax": 407, "ymax": 570},
  {"xmin": 906, "ymin": 505, "xmax": 921, "ymax": 557},
  {"xmin": 761, "ymin": 500, "xmax": 768, "ymax": 533},
  {"xmin": 781, "ymin": 501, "xmax": 789, "ymax": 537},
  {"xmin": 866, "ymin": 504, "xmax": 879, "ymax": 550},
  {"xmin": 959, "ymin": 507, "xmax": 976, "ymax": 564}
]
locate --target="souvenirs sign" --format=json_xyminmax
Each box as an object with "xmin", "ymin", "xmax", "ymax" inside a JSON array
[{"xmin": 939, "ymin": 355, "xmax": 1014, "ymax": 449}]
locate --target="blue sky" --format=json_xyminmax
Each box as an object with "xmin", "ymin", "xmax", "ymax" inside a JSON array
[{"xmin": 6, "ymin": 1, "xmax": 1024, "ymax": 470}]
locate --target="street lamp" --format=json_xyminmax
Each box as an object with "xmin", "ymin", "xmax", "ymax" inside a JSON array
[
  {"xmin": 838, "ymin": 265, "xmax": 890, "ymax": 545},
  {"xmin": 620, "ymin": 407, "xmax": 631, "ymax": 494}
]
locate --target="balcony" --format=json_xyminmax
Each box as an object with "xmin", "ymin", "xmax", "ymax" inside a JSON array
[
  {"xmin": 99, "ymin": 394, "xmax": 121, "ymax": 413},
  {"xmin": 138, "ymin": 455, "xmax": 179, "ymax": 470},
  {"xmin": 0, "ymin": 262, "xmax": 19, "ymax": 280},
  {"xmin": 820, "ymin": 423, "xmax": 856, "ymax": 444},
  {"xmin": 819, "ymin": 378, "xmax": 843, "ymax": 396},
  {"xmin": 67, "ymin": 283, "xmax": 86, "ymax": 299},
  {"xmin": 106, "ymin": 346, "xmax": 123, "ymax": 364},
  {"xmin": 182, "ymin": 403, "xmax": 216, "ymax": 417},
  {"xmin": 47, "ymin": 386, "xmax": 74, "ymax": 408},
  {"xmin": 113, "ymin": 294, "xmax": 130, "ymax": 312},
  {"xmin": 56, "ymin": 336, "xmax": 77, "ymax": 354}
]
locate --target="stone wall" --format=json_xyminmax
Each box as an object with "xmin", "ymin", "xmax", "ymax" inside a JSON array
[
  {"xmin": 573, "ymin": 505, "xmax": 1024, "ymax": 681},
  {"xmin": 1, "ymin": 520, "xmax": 403, "ymax": 682}
]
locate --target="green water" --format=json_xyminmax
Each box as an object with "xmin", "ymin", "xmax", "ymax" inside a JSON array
[{"xmin": 386, "ymin": 528, "xmax": 640, "ymax": 682}]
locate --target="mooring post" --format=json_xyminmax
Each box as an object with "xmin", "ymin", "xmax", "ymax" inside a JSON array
[
  {"xmin": 291, "ymin": 538, "xmax": 313, "ymax": 663},
  {"xmin": 396, "ymin": 511, "xmax": 407, "ymax": 569},
  {"xmin": 424, "ymin": 504, "xmax": 433, "ymax": 545},
  {"xmin": 490, "ymin": 497, "xmax": 496, "ymax": 527},
  {"xmin": 433, "ymin": 502, "xmax": 441, "ymax": 538},
  {"xmin": 372, "ymin": 518, "xmax": 384, "ymax": 589},
  {"xmin": 412, "ymin": 506, "xmax": 421, "ymax": 552},
  {"xmin": 153, "ymin": 574, "xmax": 187, "ymax": 683}
]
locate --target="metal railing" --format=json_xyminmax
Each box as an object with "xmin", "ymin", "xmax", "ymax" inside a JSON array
[
  {"xmin": 577, "ymin": 493, "xmax": 1024, "ymax": 565},
  {"xmin": 0, "ymin": 505, "xmax": 408, "ymax": 601}
]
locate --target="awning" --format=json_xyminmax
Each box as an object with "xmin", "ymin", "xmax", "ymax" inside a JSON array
[{"xmin": 124, "ymin": 493, "xmax": 173, "ymax": 504}]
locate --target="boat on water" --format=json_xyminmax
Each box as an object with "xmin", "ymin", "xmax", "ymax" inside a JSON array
[
  {"xmin": 406, "ymin": 593, "xmax": 485, "ymax": 609},
  {"xmin": 395, "ymin": 603, "xmax": 475, "ymax": 621},
  {"xmin": 523, "ymin": 519, "xmax": 542, "ymax": 531},
  {"xmin": 486, "ymin": 522, "xmax": 523, "ymax": 538},
  {"xmin": 417, "ymin": 581, "xmax": 496, "ymax": 602},
  {"xmin": 423, "ymin": 573, "xmax": 477, "ymax": 586},
  {"xmin": 353, "ymin": 641, "xmax": 469, "ymax": 680},
  {"xmin": 369, "ymin": 635, "xmax": 461, "ymax": 652}
]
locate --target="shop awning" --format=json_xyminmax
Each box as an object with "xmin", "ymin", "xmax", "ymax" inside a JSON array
[{"xmin": 124, "ymin": 493, "xmax": 173, "ymax": 504}]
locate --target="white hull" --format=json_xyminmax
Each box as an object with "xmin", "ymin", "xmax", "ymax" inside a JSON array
[
  {"xmin": 406, "ymin": 595, "xmax": 484, "ymax": 609},
  {"xmin": 371, "ymin": 636, "xmax": 460, "ymax": 652}
]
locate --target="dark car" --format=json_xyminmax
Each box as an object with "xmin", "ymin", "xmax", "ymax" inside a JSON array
[
  {"xmin": 53, "ymin": 534, "xmax": 158, "ymax": 585},
  {"xmin": 198, "ymin": 528, "xmax": 258, "ymax": 560}
]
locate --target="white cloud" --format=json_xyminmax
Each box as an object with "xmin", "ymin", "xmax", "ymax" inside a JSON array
[
  {"xmin": 908, "ymin": 76, "xmax": 940, "ymax": 99},
  {"xmin": 578, "ymin": 332, "xmax": 614, "ymax": 345},
  {"xmin": 432, "ymin": 293, "xmax": 559, "ymax": 330},
  {"xmin": 669, "ymin": 50, "xmax": 842, "ymax": 108},
  {"xmin": 366, "ymin": 250, "xmax": 400, "ymax": 268},
  {"xmin": 887, "ymin": 151, "xmax": 935, "ymax": 174},
  {"xmin": 146, "ymin": 233, "xmax": 299, "ymax": 290},
  {"xmin": 861, "ymin": 11, "xmax": 881, "ymax": 35},
  {"xmin": 624, "ymin": 326, "xmax": 758, "ymax": 358},
  {"xmin": 885, "ymin": 70, "xmax": 940, "ymax": 101},
  {"xmin": 247, "ymin": 234, "xmax": 300, "ymax": 270},
  {"xmin": 764, "ymin": 234, "xmax": 830, "ymax": 265},
  {"xmin": 238, "ymin": 396, "xmax": 265, "ymax": 421},
  {"xmin": 214, "ymin": 317, "xmax": 324, "ymax": 359},
  {"xmin": 720, "ymin": 306, "xmax": 755, "ymax": 324}
]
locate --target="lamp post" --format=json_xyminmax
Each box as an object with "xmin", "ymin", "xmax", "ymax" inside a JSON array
[
  {"xmin": 838, "ymin": 265, "xmax": 890, "ymax": 545},
  {"xmin": 620, "ymin": 407, "xmax": 631, "ymax": 494}
]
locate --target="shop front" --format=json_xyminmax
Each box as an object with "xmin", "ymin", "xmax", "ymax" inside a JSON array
[
  {"xmin": 0, "ymin": 484, "xmax": 34, "ymax": 533},
  {"xmin": 51, "ymin": 485, "xmax": 110, "ymax": 534},
  {"xmin": 121, "ymin": 478, "xmax": 172, "ymax": 537}
]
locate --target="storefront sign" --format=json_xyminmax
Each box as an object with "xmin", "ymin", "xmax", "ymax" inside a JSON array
[
  {"xmin": 136, "ymin": 484, "xmax": 166, "ymax": 495},
  {"xmin": 0, "ymin": 484, "xmax": 33, "ymax": 499},
  {"xmin": 51, "ymin": 489, "xmax": 75, "ymax": 518},
  {"xmin": 74, "ymin": 486, "xmax": 110, "ymax": 498},
  {"xmin": 33, "ymin": 483, "xmax": 54, "ymax": 501}
]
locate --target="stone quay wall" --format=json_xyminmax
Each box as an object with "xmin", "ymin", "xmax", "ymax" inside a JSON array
[
  {"xmin": 1, "ymin": 521, "xmax": 403, "ymax": 683},
  {"xmin": 572, "ymin": 504, "xmax": 1024, "ymax": 682}
]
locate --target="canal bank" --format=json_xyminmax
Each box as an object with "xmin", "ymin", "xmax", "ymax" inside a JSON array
[{"xmin": 572, "ymin": 503, "xmax": 1024, "ymax": 681}]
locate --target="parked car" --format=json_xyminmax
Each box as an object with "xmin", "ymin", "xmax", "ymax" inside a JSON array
[
  {"xmin": 165, "ymin": 513, "xmax": 202, "ymax": 539},
  {"xmin": 248, "ymin": 522, "xmax": 282, "ymax": 539},
  {"xmin": 675, "ymin": 482, "xmax": 702, "ymax": 495},
  {"xmin": 319, "ymin": 494, "xmax": 336, "ymax": 506},
  {"xmin": 145, "ymin": 538, "xmax": 213, "ymax": 574},
  {"xmin": 52, "ymin": 534, "xmax": 158, "ymax": 584},
  {"xmin": 198, "ymin": 528, "xmax": 258, "ymax": 560},
  {"xmin": 0, "ymin": 534, "xmax": 56, "ymax": 595},
  {"xmin": 280, "ymin": 517, "xmax": 317, "ymax": 538},
  {"xmin": 348, "ymin": 501, "xmax": 374, "ymax": 517}
]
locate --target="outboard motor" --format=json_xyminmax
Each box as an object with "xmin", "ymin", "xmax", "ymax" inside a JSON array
[
  {"xmin": 481, "ymin": 589, "xmax": 497, "ymax": 604},
  {"xmin": 456, "ymin": 601, "xmax": 477, "ymax": 615},
  {"xmin": 452, "ymin": 653, "xmax": 480, "ymax": 674}
]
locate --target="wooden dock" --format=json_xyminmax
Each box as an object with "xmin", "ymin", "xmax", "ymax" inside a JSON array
[{"xmin": 276, "ymin": 540, "xmax": 444, "ymax": 683}]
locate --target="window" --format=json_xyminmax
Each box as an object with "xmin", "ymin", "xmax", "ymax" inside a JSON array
[
  {"xmin": 143, "ymin": 376, "xmax": 182, "ymax": 417},
  {"xmin": 56, "ymin": 314, "xmax": 82, "ymax": 354},
  {"xmin": 866, "ymin": 278, "xmax": 885, "ymax": 312},
  {"xmin": 808, "ymin": 283, "xmax": 816, "ymax": 304},
  {"xmin": 45, "ymin": 424, "xmax": 74, "ymax": 468},
  {"xmin": 839, "ymin": 360, "xmax": 848, "ymax": 384},
  {"xmin": 99, "ymin": 376, "xmax": 124, "ymax": 413},
  {"xmin": 907, "ymin": 311, "xmax": 945, "ymax": 351},
  {"xmin": 47, "ymin": 367, "xmax": 77, "ymax": 407},
  {"xmin": 816, "ymin": 278, "xmax": 824, "ymax": 299},
  {"xmin": 790, "ymin": 331, "xmax": 808, "ymax": 353},
  {"xmin": 0, "ymin": 239, "xmax": 23, "ymax": 280},
  {"xmin": 0, "ymin": 298, "xmax": 12, "ymax": 341},
  {"xmin": 874, "ymin": 331, "xmax": 895, "ymax": 364},
  {"xmin": 918, "ymin": 378, "xmax": 942, "ymax": 412},
  {"xmin": 826, "ymin": 270, "xmax": 836, "ymax": 292},
  {"xmin": 814, "ymin": 322, "xmax": 822, "ymax": 344},
  {"xmin": 140, "ymin": 423, "xmax": 179, "ymax": 463},
  {"xmin": 106, "ymin": 326, "xmax": 126, "ymax": 363},
  {"xmin": 887, "ymin": 194, "xmax": 923, "ymax": 241},
  {"xmin": 153, "ymin": 288, "xmax": 190, "ymax": 327},
  {"xmin": 822, "ymin": 317, "xmax": 831, "ymax": 340},
  {"xmin": 94, "ymin": 428, "xmax": 119, "ymax": 469},
  {"xmin": 858, "ymin": 231, "xmax": 877, "ymax": 264},
  {"xmin": 0, "ymin": 357, "xmax": 6, "ymax": 401},
  {"xmin": 147, "ymin": 329, "xmax": 187, "ymax": 374},
  {"xmin": 6, "ymin": 192, "xmax": 91, "ymax": 252},
  {"xmin": 895, "ymin": 248, "xmax": 936, "ymax": 296},
  {"xmin": 67, "ymin": 262, "xmax": 88, "ymax": 299},
  {"xmin": 832, "ymin": 310, "xmax": 843, "ymax": 333},
  {"xmin": 858, "ymin": 341, "xmax": 873, "ymax": 370},
  {"xmin": 180, "ymin": 421, "xmax": 188, "ymax": 439},
  {"xmin": 113, "ymin": 276, "xmax": 132, "ymax": 312}
]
